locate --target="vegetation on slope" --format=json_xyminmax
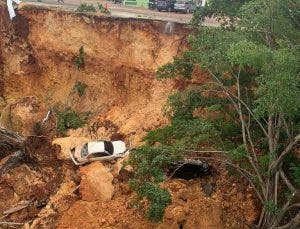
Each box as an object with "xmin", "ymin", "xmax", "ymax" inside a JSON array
[{"xmin": 129, "ymin": 0, "xmax": 300, "ymax": 227}]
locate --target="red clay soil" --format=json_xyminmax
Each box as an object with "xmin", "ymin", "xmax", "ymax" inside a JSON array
[{"xmin": 57, "ymin": 164, "xmax": 258, "ymax": 229}]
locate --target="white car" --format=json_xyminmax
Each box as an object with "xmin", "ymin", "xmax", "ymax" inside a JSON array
[{"xmin": 70, "ymin": 140, "xmax": 129, "ymax": 165}]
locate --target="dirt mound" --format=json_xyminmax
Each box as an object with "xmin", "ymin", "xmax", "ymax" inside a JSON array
[
  {"xmin": 0, "ymin": 137, "xmax": 79, "ymax": 227},
  {"xmin": 57, "ymin": 164, "xmax": 257, "ymax": 229}
]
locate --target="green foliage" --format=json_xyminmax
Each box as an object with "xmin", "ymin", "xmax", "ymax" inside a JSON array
[
  {"xmin": 164, "ymin": 89, "xmax": 241, "ymax": 149},
  {"xmin": 76, "ymin": 3, "xmax": 96, "ymax": 12},
  {"xmin": 128, "ymin": 145, "xmax": 182, "ymax": 221},
  {"xmin": 73, "ymin": 81, "xmax": 88, "ymax": 97},
  {"xmin": 192, "ymin": 0, "xmax": 251, "ymax": 27},
  {"xmin": 129, "ymin": 145, "xmax": 183, "ymax": 183},
  {"xmin": 57, "ymin": 109, "xmax": 86, "ymax": 134},
  {"xmin": 157, "ymin": 52, "xmax": 194, "ymax": 79},
  {"xmin": 145, "ymin": 118, "xmax": 218, "ymax": 148},
  {"xmin": 213, "ymin": 119, "xmax": 241, "ymax": 141},
  {"xmin": 254, "ymin": 47, "xmax": 300, "ymax": 118},
  {"xmin": 74, "ymin": 46, "xmax": 85, "ymax": 69},
  {"xmin": 258, "ymin": 153, "xmax": 271, "ymax": 173},
  {"xmin": 228, "ymin": 145, "xmax": 247, "ymax": 160},
  {"xmin": 264, "ymin": 201, "xmax": 279, "ymax": 215},
  {"xmin": 165, "ymin": 89, "xmax": 225, "ymax": 119},
  {"xmin": 130, "ymin": 181, "xmax": 171, "ymax": 222},
  {"xmin": 150, "ymin": 0, "xmax": 300, "ymax": 224},
  {"xmin": 239, "ymin": 0, "xmax": 300, "ymax": 45},
  {"xmin": 97, "ymin": 3, "xmax": 110, "ymax": 14}
]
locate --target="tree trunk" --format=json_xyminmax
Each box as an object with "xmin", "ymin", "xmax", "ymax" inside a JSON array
[{"xmin": 0, "ymin": 127, "xmax": 25, "ymax": 159}]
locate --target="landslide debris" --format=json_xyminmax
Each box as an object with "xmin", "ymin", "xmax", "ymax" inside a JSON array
[
  {"xmin": 0, "ymin": 4, "xmax": 258, "ymax": 229},
  {"xmin": 0, "ymin": 136, "xmax": 78, "ymax": 228},
  {"xmin": 79, "ymin": 162, "xmax": 114, "ymax": 202}
]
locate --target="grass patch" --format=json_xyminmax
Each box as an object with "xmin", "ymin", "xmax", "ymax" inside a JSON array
[{"xmin": 57, "ymin": 109, "xmax": 86, "ymax": 134}]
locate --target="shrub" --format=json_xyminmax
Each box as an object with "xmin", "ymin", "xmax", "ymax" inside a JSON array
[
  {"xmin": 144, "ymin": 118, "xmax": 218, "ymax": 147},
  {"xmin": 128, "ymin": 145, "xmax": 183, "ymax": 222},
  {"xmin": 73, "ymin": 81, "xmax": 88, "ymax": 97},
  {"xmin": 74, "ymin": 46, "xmax": 85, "ymax": 69},
  {"xmin": 97, "ymin": 3, "xmax": 110, "ymax": 14},
  {"xmin": 76, "ymin": 3, "xmax": 96, "ymax": 12},
  {"xmin": 57, "ymin": 109, "xmax": 86, "ymax": 134}
]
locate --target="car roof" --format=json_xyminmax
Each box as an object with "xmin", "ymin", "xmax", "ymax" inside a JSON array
[{"xmin": 88, "ymin": 141, "xmax": 105, "ymax": 154}]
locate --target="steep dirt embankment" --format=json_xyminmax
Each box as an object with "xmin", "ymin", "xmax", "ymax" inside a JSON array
[
  {"xmin": 0, "ymin": 4, "xmax": 258, "ymax": 229},
  {"xmin": 0, "ymin": 4, "xmax": 189, "ymax": 140}
]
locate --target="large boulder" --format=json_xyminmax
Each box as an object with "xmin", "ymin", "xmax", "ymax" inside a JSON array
[{"xmin": 79, "ymin": 162, "xmax": 114, "ymax": 202}]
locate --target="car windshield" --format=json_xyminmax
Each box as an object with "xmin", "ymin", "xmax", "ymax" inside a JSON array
[
  {"xmin": 81, "ymin": 143, "xmax": 89, "ymax": 157},
  {"xmin": 104, "ymin": 141, "xmax": 114, "ymax": 155},
  {"xmin": 88, "ymin": 152, "xmax": 110, "ymax": 158}
]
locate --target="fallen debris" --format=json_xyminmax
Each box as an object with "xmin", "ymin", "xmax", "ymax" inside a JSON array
[
  {"xmin": 0, "ymin": 221, "xmax": 24, "ymax": 226},
  {"xmin": 201, "ymin": 183, "xmax": 216, "ymax": 197},
  {"xmin": 3, "ymin": 199, "xmax": 32, "ymax": 216},
  {"xmin": 79, "ymin": 162, "xmax": 114, "ymax": 202}
]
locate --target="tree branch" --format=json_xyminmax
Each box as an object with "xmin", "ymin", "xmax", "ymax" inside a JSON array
[
  {"xmin": 279, "ymin": 168, "xmax": 298, "ymax": 194},
  {"xmin": 270, "ymin": 135, "xmax": 300, "ymax": 175},
  {"xmin": 208, "ymin": 70, "xmax": 268, "ymax": 137},
  {"xmin": 282, "ymin": 116, "xmax": 292, "ymax": 141},
  {"xmin": 270, "ymin": 198, "xmax": 300, "ymax": 229},
  {"xmin": 276, "ymin": 212, "xmax": 300, "ymax": 229},
  {"xmin": 0, "ymin": 127, "xmax": 25, "ymax": 159}
]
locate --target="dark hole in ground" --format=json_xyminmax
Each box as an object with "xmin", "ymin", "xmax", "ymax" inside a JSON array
[{"xmin": 168, "ymin": 160, "xmax": 211, "ymax": 180}]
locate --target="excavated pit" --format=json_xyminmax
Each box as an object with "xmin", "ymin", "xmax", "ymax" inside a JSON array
[{"xmin": 0, "ymin": 3, "xmax": 258, "ymax": 228}]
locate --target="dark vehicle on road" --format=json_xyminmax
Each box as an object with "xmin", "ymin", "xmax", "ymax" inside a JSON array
[
  {"xmin": 174, "ymin": 0, "xmax": 196, "ymax": 13},
  {"xmin": 156, "ymin": 0, "xmax": 175, "ymax": 12},
  {"xmin": 148, "ymin": 0, "xmax": 157, "ymax": 10}
]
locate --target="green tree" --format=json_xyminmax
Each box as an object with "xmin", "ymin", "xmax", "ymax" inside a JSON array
[{"xmin": 158, "ymin": 0, "xmax": 300, "ymax": 228}]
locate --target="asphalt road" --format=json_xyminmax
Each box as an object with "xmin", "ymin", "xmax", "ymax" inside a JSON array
[{"xmin": 21, "ymin": 0, "xmax": 218, "ymax": 25}]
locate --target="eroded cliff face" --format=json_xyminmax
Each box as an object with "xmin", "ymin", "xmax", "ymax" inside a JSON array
[
  {"xmin": 0, "ymin": 3, "xmax": 190, "ymax": 137},
  {"xmin": 0, "ymin": 4, "xmax": 258, "ymax": 229}
]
